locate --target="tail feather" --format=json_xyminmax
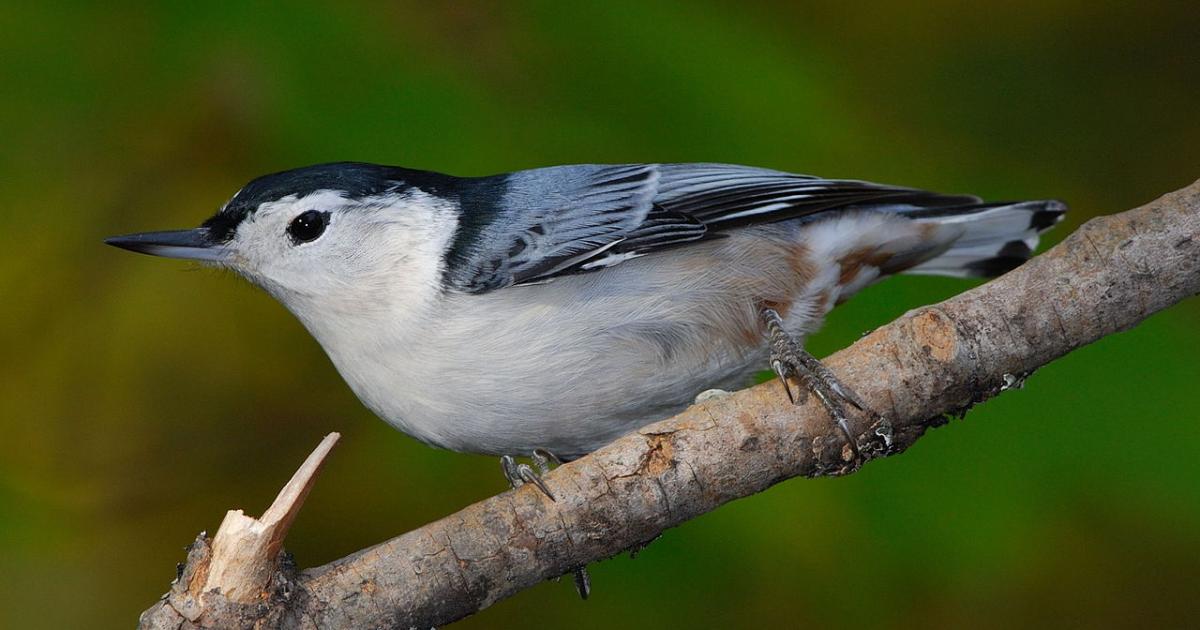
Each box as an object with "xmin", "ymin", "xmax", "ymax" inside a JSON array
[{"xmin": 902, "ymin": 200, "xmax": 1067, "ymax": 278}]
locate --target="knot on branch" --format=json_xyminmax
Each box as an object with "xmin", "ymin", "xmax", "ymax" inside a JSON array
[
  {"xmin": 910, "ymin": 308, "xmax": 958, "ymax": 363},
  {"xmin": 639, "ymin": 432, "xmax": 677, "ymax": 476}
]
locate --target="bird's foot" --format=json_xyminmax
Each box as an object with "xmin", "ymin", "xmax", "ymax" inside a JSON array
[
  {"xmin": 500, "ymin": 448, "xmax": 561, "ymax": 501},
  {"xmin": 761, "ymin": 307, "xmax": 882, "ymax": 459},
  {"xmin": 499, "ymin": 449, "xmax": 591, "ymax": 599}
]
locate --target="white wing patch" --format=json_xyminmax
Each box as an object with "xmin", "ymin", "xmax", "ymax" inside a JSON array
[{"xmin": 580, "ymin": 250, "xmax": 647, "ymax": 270}]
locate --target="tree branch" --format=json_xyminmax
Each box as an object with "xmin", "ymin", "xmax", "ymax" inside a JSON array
[{"xmin": 138, "ymin": 180, "xmax": 1200, "ymax": 629}]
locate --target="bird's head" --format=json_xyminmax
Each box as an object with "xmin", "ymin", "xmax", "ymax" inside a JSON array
[{"xmin": 106, "ymin": 163, "xmax": 460, "ymax": 319}]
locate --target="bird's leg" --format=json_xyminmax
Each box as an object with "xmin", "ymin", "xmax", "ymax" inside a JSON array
[
  {"xmin": 499, "ymin": 449, "xmax": 591, "ymax": 599},
  {"xmin": 761, "ymin": 307, "xmax": 874, "ymax": 457}
]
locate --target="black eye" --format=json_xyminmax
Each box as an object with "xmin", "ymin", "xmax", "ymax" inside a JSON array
[{"xmin": 287, "ymin": 210, "xmax": 328, "ymax": 244}]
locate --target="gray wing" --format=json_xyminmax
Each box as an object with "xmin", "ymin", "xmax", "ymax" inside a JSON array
[
  {"xmin": 447, "ymin": 163, "xmax": 979, "ymax": 292},
  {"xmin": 447, "ymin": 164, "xmax": 660, "ymax": 292}
]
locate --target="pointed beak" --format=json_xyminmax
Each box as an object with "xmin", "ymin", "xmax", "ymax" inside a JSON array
[{"xmin": 104, "ymin": 228, "xmax": 230, "ymax": 263}]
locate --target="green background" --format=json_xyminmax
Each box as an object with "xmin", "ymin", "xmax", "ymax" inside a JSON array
[{"xmin": 3, "ymin": 2, "xmax": 1199, "ymax": 628}]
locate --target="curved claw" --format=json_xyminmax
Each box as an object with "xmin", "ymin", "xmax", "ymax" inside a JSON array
[
  {"xmin": 771, "ymin": 359, "xmax": 797, "ymax": 404},
  {"xmin": 828, "ymin": 383, "xmax": 863, "ymax": 410},
  {"xmin": 571, "ymin": 564, "xmax": 590, "ymax": 600},
  {"xmin": 821, "ymin": 374, "xmax": 868, "ymax": 412},
  {"xmin": 500, "ymin": 454, "xmax": 520, "ymax": 485},
  {"xmin": 531, "ymin": 447, "xmax": 562, "ymax": 475},
  {"xmin": 518, "ymin": 464, "xmax": 556, "ymax": 502},
  {"xmin": 573, "ymin": 566, "xmax": 591, "ymax": 600},
  {"xmin": 826, "ymin": 409, "xmax": 862, "ymax": 459},
  {"xmin": 807, "ymin": 385, "xmax": 858, "ymax": 451}
]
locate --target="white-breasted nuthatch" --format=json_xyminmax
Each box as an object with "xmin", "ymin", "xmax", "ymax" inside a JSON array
[{"xmin": 107, "ymin": 161, "xmax": 1064, "ymax": 480}]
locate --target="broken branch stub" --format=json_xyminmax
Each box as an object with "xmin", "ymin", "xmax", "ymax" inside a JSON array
[{"xmin": 202, "ymin": 432, "xmax": 340, "ymax": 603}]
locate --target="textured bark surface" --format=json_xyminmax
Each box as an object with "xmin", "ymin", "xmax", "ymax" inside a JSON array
[{"xmin": 139, "ymin": 180, "xmax": 1200, "ymax": 629}]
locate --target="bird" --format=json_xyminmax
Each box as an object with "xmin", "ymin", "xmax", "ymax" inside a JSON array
[{"xmin": 107, "ymin": 161, "xmax": 1064, "ymax": 489}]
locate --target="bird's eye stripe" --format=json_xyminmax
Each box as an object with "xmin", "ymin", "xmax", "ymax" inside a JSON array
[{"xmin": 287, "ymin": 210, "xmax": 328, "ymax": 244}]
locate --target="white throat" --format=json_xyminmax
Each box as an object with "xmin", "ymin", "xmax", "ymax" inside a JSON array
[{"xmin": 251, "ymin": 190, "xmax": 461, "ymax": 438}]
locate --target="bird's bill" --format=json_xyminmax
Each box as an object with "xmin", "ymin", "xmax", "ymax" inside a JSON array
[{"xmin": 104, "ymin": 228, "xmax": 229, "ymax": 262}]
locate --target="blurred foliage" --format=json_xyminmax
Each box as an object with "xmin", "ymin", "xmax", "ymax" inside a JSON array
[{"xmin": 2, "ymin": 1, "xmax": 1199, "ymax": 628}]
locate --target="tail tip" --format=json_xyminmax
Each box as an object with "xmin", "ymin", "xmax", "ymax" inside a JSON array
[{"xmin": 1029, "ymin": 200, "xmax": 1068, "ymax": 231}]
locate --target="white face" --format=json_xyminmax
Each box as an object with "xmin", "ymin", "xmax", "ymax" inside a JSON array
[{"xmin": 221, "ymin": 188, "xmax": 456, "ymax": 320}]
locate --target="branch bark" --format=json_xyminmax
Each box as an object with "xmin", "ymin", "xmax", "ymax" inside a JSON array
[{"xmin": 139, "ymin": 180, "xmax": 1200, "ymax": 629}]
